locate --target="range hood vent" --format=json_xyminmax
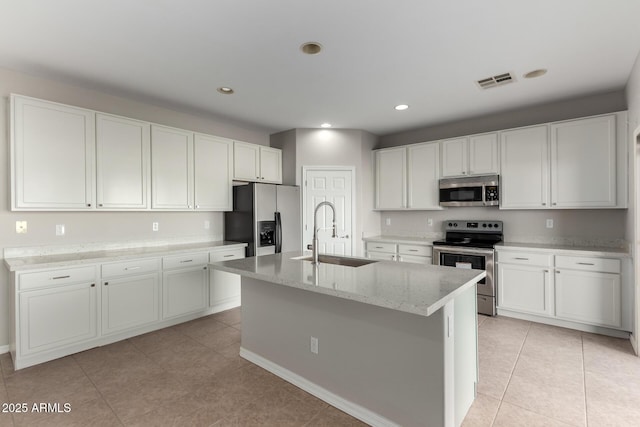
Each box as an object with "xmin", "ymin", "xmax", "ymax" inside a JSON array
[{"xmin": 476, "ymin": 72, "xmax": 515, "ymax": 89}]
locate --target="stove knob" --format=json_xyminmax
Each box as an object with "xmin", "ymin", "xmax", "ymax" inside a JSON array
[
  {"xmin": 482, "ymin": 224, "xmax": 487, "ymax": 228},
  {"xmin": 453, "ymin": 223, "xmax": 458, "ymax": 227},
  {"xmin": 494, "ymin": 223, "xmax": 499, "ymax": 228},
  {"xmin": 488, "ymin": 224, "xmax": 493, "ymax": 228},
  {"xmin": 448, "ymin": 222, "xmax": 453, "ymax": 227}
]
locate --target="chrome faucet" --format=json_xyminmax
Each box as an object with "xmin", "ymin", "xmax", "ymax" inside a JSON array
[{"xmin": 312, "ymin": 201, "xmax": 337, "ymax": 264}]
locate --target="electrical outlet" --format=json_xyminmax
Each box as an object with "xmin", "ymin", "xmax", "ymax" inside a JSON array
[
  {"xmin": 152, "ymin": 222, "xmax": 159, "ymax": 231},
  {"xmin": 310, "ymin": 336, "xmax": 319, "ymax": 354},
  {"xmin": 546, "ymin": 219, "xmax": 554, "ymax": 228},
  {"xmin": 15, "ymin": 221, "xmax": 27, "ymax": 234},
  {"xmin": 55, "ymin": 224, "xmax": 65, "ymax": 236},
  {"xmin": 427, "ymin": 218, "xmax": 433, "ymax": 227},
  {"xmin": 385, "ymin": 218, "xmax": 391, "ymax": 226},
  {"xmin": 204, "ymin": 220, "xmax": 210, "ymax": 230}
]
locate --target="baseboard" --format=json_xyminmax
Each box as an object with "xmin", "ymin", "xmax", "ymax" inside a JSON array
[
  {"xmin": 0, "ymin": 345, "xmax": 9, "ymax": 355},
  {"xmin": 631, "ymin": 334, "xmax": 638, "ymax": 356},
  {"xmin": 239, "ymin": 347, "xmax": 399, "ymax": 427}
]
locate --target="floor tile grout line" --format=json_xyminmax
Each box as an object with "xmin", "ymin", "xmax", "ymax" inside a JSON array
[{"xmin": 581, "ymin": 332, "xmax": 589, "ymax": 427}]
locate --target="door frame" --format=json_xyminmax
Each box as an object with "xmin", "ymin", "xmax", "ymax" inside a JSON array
[
  {"xmin": 301, "ymin": 166, "xmax": 357, "ymax": 256},
  {"xmin": 633, "ymin": 124, "xmax": 640, "ymax": 356}
]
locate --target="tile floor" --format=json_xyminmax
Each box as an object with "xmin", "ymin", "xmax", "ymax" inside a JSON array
[{"xmin": 0, "ymin": 308, "xmax": 638, "ymax": 426}]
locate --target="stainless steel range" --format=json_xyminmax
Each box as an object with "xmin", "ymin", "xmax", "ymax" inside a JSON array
[{"xmin": 432, "ymin": 220, "xmax": 503, "ymax": 316}]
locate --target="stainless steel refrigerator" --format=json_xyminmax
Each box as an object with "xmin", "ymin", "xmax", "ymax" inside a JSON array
[{"xmin": 224, "ymin": 183, "xmax": 301, "ymax": 257}]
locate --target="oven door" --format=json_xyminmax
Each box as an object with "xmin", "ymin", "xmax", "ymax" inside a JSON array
[{"xmin": 432, "ymin": 245, "xmax": 496, "ymax": 315}]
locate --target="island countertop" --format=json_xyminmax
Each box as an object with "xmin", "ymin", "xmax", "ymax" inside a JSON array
[{"xmin": 209, "ymin": 251, "xmax": 485, "ymax": 317}]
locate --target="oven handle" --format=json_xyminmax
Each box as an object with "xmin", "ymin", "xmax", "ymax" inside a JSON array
[{"xmin": 432, "ymin": 246, "xmax": 495, "ymax": 257}]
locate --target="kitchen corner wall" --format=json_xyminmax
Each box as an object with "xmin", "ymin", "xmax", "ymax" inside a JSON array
[
  {"xmin": 0, "ymin": 67, "xmax": 273, "ymax": 349},
  {"xmin": 270, "ymin": 128, "xmax": 381, "ymax": 255}
]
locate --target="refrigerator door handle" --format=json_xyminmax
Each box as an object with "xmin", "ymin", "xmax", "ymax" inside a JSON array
[{"xmin": 275, "ymin": 212, "xmax": 282, "ymax": 253}]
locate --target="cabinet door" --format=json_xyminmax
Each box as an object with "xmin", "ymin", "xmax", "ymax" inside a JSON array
[
  {"xmin": 500, "ymin": 126, "xmax": 549, "ymax": 209},
  {"xmin": 440, "ymin": 137, "xmax": 468, "ymax": 177},
  {"xmin": 194, "ymin": 134, "xmax": 233, "ymax": 210},
  {"xmin": 19, "ymin": 282, "xmax": 97, "ymax": 355},
  {"xmin": 550, "ymin": 115, "xmax": 616, "ymax": 208},
  {"xmin": 210, "ymin": 270, "xmax": 241, "ymax": 309},
  {"xmin": 259, "ymin": 146, "xmax": 283, "ymax": 183},
  {"xmin": 233, "ymin": 141, "xmax": 260, "ymax": 181},
  {"xmin": 163, "ymin": 266, "xmax": 209, "ymax": 319},
  {"xmin": 397, "ymin": 254, "xmax": 431, "ymax": 264},
  {"xmin": 497, "ymin": 263, "xmax": 552, "ymax": 316},
  {"xmin": 151, "ymin": 125, "xmax": 194, "ymax": 209},
  {"xmin": 555, "ymin": 269, "xmax": 621, "ymax": 327},
  {"xmin": 407, "ymin": 142, "xmax": 441, "ymax": 209},
  {"xmin": 102, "ymin": 273, "xmax": 160, "ymax": 335},
  {"xmin": 367, "ymin": 251, "xmax": 396, "ymax": 261},
  {"xmin": 375, "ymin": 147, "xmax": 406, "ymax": 209},
  {"xmin": 96, "ymin": 114, "xmax": 150, "ymax": 209},
  {"xmin": 11, "ymin": 95, "xmax": 95, "ymax": 210},
  {"xmin": 469, "ymin": 133, "xmax": 499, "ymax": 175}
]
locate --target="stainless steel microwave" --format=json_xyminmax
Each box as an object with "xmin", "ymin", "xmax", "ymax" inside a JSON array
[{"xmin": 439, "ymin": 174, "xmax": 499, "ymax": 207}]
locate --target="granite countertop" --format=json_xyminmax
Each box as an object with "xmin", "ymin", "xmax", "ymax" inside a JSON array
[
  {"xmin": 4, "ymin": 241, "xmax": 248, "ymax": 272},
  {"xmin": 363, "ymin": 235, "xmax": 441, "ymax": 245},
  {"xmin": 209, "ymin": 251, "xmax": 485, "ymax": 317},
  {"xmin": 495, "ymin": 242, "xmax": 630, "ymax": 258}
]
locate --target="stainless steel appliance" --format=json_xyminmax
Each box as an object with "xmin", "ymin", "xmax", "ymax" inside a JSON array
[
  {"xmin": 224, "ymin": 183, "xmax": 301, "ymax": 257},
  {"xmin": 439, "ymin": 174, "xmax": 499, "ymax": 207},
  {"xmin": 432, "ymin": 220, "xmax": 503, "ymax": 316}
]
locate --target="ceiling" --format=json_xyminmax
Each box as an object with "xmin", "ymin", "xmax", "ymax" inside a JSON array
[{"xmin": 2, "ymin": 0, "xmax": 640, "ymax": 136}]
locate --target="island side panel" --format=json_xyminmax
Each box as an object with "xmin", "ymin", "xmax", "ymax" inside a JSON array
[
  {"xmin": 454, "ymin": 285, "xmax": 479, "ymax": 425},
  {"xmin": 240, "ymin": 277, "xmax": 447, "ymax": 427}
]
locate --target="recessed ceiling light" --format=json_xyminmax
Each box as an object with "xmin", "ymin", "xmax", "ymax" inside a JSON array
[
  {"xmin": 301, "ymin": 42, "xmax": 323, "ymax": 55},
  {"xmin": 395, "ymin": 104, "xmax": 409, "ymax": 111},
  {"xmin": 523, "ymin": 69, "xmax": 547, "ymax": 79},
  {"xmin": 217, "ymin": 87, "xmax": 234, "ymax": 94},
  {"xmin": 320, "ymin": 123, "xmax": 332, "ymax": 128}
]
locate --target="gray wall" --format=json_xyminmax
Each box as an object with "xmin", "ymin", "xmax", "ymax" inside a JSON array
[{"xmin": 0, "ymin": 67, "xmax": 272, "ymax": 349}]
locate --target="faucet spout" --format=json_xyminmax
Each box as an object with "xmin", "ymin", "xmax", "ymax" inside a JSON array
[{"xmin": 312, "ymin": 201, "xmax": 337, "ymax": 265}]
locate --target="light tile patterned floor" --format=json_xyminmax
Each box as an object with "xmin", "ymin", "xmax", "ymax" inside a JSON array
[{"xmin": 0, "ymin": 309, "xmax": 638, "ymax": 426}]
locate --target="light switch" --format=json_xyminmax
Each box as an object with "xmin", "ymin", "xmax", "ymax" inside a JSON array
[
  {"xmin": 16, "ymin": 221, "xmax": 27, "ymax": 234},
  {"xmin": 152, "ymin": 222, "xmax": 159, "ymax": 231}
]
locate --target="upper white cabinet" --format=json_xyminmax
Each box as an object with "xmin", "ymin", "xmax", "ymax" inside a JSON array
[
  {"xmin": 441, "ymin": 133, "xmax": 498, "ymax": 177},
  {"xmin": 500, "ymin": 125, "xmax": 550, "ymax": 209},
  {"xmin": 501, "ymin": 113, "xmax": 626, "ymax": 209},
  {"xmin": 194, "ymin": 134, "xmax": 233, "ymax": 210},
  {"xmin": 151, "ymin": 125, "xmax": 194, "ymax": 210},
  {"xmin": 550, "ymin": 115, "xmax": 617, "ymax": 208},
  {"xmin": 96, "ymin": 113, "xmax": 150, "ymax": 209},
  {"xmin": 375, "ymin": 147, "xmax": 406, "ymax": 209},
  {"xmin": 11, "ymin": 94, "xmax": 96, "ymax": 210},
  {"xmin": 233, "ymin": 141, "xmax": 282, "ymax": 184},
  {"xmin": 374, "ymin": 142, "xmax": 442, "ymax": 210}
]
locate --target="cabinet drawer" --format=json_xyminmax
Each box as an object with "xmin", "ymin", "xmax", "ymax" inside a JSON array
[
  {"xmin": 19, "ymin": 266, "xmax": 97, "ymax": 291},
  {"xmin": 102, "ymin": 258, "xmax": 160, "ymax": 279},
  {"xmin": 555, "ymin": 255, "xmax": 621, "ymax": 273},
  {"xmin": 497, "ymin": 251, "xmax": 552, "ymax": 266},
  {"xmin": 210, "ymin": 247, "xmax": 245, "ymax": 262},
  {"xmin": 398, "ymin": 254, "xmax": 431, "ymax": 264},
  {"xmin": 365, "ymin": 242, "xmax": 396, "ymax": 254},
  {"xmin": 163, "ymin": 252, "xmax": 209, "ymax": 269},
  {"xmin": 398, "ymin": 244, "xmax": 432, "ymax": 257},
  {"xmin": 367, "ymin": 251, "xmax": 396, "ymax": 261}
]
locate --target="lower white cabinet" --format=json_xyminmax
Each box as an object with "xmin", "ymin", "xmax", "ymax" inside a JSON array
[
  {"xmin": 365, "ymin": 240, "xmax": 432, "ymax": 264},
  {"xmin": 101, "ymin": 258, "xmax": 160, "ymax": 335},
  {"xmin": 15, "ymin": 266, "xmax": 98, "ymax": 361},
  {"xmin": 209, "ymin": 247, "xmax": 245, "ymax": 310},
  {"xmin": 162, "ymin": 253, "xmax": 209, "ymax": 319},
  {"xmin": 498, "ymin": 263, "xmax": 552, "ymax": 316}
]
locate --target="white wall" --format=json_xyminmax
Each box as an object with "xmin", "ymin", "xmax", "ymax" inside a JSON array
[{"xmin": 0, "ymin": 67, "xmax": 272, "ymax": 349}]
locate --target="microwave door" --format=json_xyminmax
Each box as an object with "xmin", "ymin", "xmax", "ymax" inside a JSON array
[{"xmin": 440, "ymin": 186, "xmax": 483, "ymax": 206}]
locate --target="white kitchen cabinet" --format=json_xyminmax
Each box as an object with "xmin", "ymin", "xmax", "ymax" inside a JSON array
[
  {"xmin": 498, "ymin": 263, "xmax": 552, "ymax": 316},
  {"xmin": 15, "ymin": 266, "xmax": 98, "ymax": 362},
  {"xmin": 374, "ymin": 147, "xmax": 406, "ymax": 209},
  {"xmin": 500, "ymin": 125, "xmax": 549, "ymax": 209},
  {"xmin": 11, "ymin": 94, "xmax": 96, "ymax": 210},
  {"xmin": 209, "ymin": 247, "xmax": 245, "ymax": 311},
  {"xmin": 151, "ymin": 124, "xmax": 194, "ymax": 210},
  {"xmin": 194, "ymin": 134, "xmax": 233, "ymax": 210},
  {"xmin": 550, "ymin": 114, "xmax": 617, "ymax": 208},
  {"xmin": 407, "ymin": 142, "xmax": 441, "ymax": 209},
  {"xmin": 162, "ymin": 253, "xmax": 209, "ymax": 319},
  {"xmin": 365, "ymin": 240, "xmax": 432, "ymax": 263},
  {"xmin": 233, "ymin": 141, "xmax": 282, "ymax": 184},
  {"xmin": 554, "ymin": 255, "xmax": 622, "ymax": 328},
  {"xmin": 101, "ymin": 258, "xmax": 160, "ymax": 335},
  {"xmin": 441, "ymin": 133, "xmax": 498, "ymax": 178},
  {"xmin": 96, "ymin": 113, "xmax": 150, "ymax": 209}
]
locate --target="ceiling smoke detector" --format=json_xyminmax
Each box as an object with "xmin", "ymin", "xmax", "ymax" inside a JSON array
[
  {"xmin": 524, "ymin": 69, "xmax": 548, "ymax": 79},
  {"xmin": 476, "ymin": 72, "xmax": 515, "ymax": 89},
  {"xmin": 301, "ymin": 42, "xmax": 323, "ymax": 55},
  {"xmin": 217, "ymin": 87, "xmax": 234, "ymax": 94}
]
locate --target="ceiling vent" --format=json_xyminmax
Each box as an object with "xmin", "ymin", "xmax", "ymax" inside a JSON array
[{"xmin": 476, "ymin": 72, "xmax": 515, "ymax": 89}]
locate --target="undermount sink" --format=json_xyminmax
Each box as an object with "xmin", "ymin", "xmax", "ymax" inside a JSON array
[{"xmin": 292, "ymin": 254, "xmax": 378, "ymax": 268}]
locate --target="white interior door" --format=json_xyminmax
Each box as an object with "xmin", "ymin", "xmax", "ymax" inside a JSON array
[{"xmin": 303, "ymin": 168, "xmax": 354, "ymax": 256}]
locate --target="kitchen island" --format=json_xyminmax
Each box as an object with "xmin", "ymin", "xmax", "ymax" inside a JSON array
[{"xmin": 209, "ymin": 251, "xmax": 485, "ymax": 427}]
